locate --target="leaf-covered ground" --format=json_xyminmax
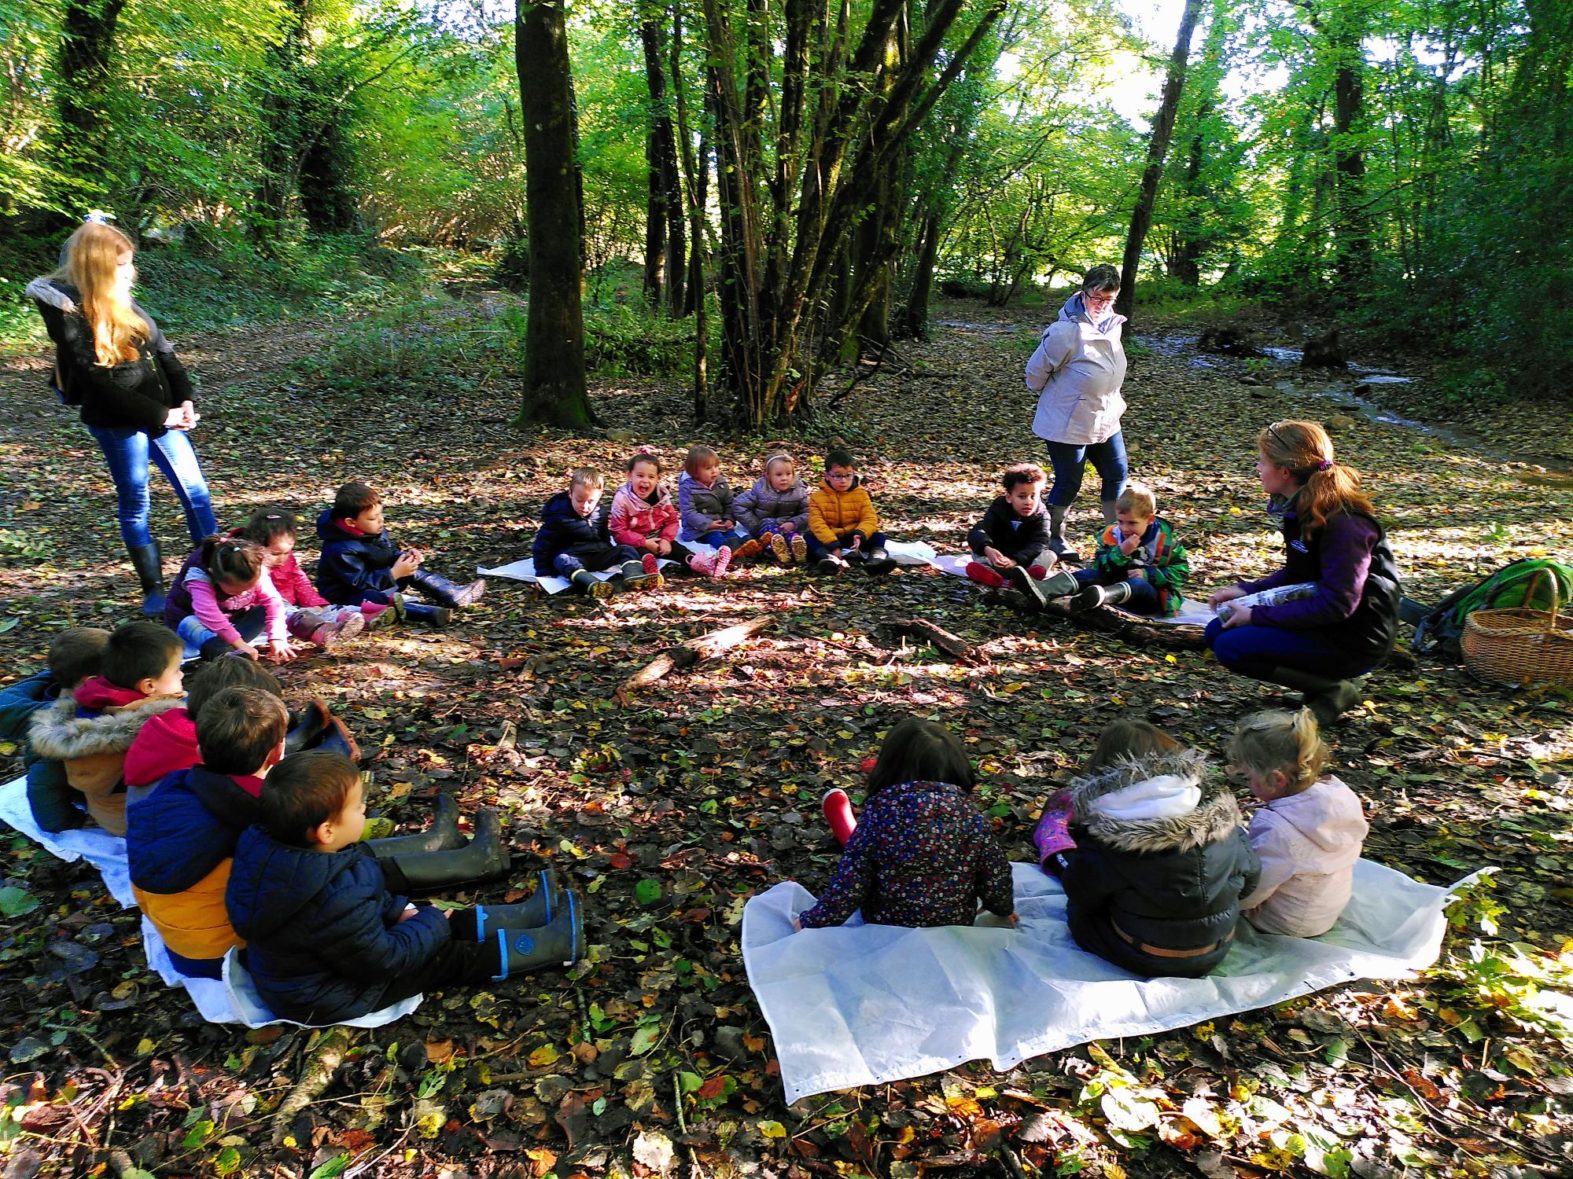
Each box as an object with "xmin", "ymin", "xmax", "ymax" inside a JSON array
[{"xmin": 1, "ymin": 293, "xmax": 1571, "ymax": 1179}]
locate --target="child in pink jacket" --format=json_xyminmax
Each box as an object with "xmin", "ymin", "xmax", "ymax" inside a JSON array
[
  {"xmin": 241, "ymin": 508, "xmax": 378, "ymax": 648},
  {"xmin": 1228, "ymin": 708, "xmax": 1368, "ymax": 937},
  {"xmin": 608, "ymin": 448, "xmax": 730, "ymax": 579}
]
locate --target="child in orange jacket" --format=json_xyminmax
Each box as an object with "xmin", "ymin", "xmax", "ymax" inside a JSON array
[{"xmin": 806, "ymin": 448, "xmax": 896, "ymax": 576}]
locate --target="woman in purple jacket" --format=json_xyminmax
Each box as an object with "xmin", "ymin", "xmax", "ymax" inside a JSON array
[{"xmin": 1206, "ymin": 421, "xmax": 1401, "ymax": 726}]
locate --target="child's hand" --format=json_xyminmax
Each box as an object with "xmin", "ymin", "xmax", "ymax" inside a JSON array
[
  {"xmin": 1208, "ymin": 585, "xmax": 1247, "ymax": 609},
  {"xmin": 984, "ymin": 546, "xmax": 1012, "ymax": 568},
  {"xmin": 392, "ymin": 552, "xmax": 420, "ymax": 579},
  {"xmin": 399, "ymin": 904, "xmax": 420, "ymax": 923},
  {"xmin": 265, "ymin": 638, "xmax": 298, "ymax": 663},
  {"xmin": 234, "ymin": 641, "xmax": 260, "ymax": 661},
  {"xmin": 791, "ymin": 917, "xmax": 802, "ymax": 932},
  {"xmin": 714, "ymin": 519, "xmax": 735, "ymax": 532},
  {"xmin": 1007, "ymin": 911, "xmax": 1019, "ymax": 927},
  {"xmin": 1220, "ymin": 604, "xmax": 1253, "ymax": 629},
  {"xmin": 657, "ymin": 539, "xmax": 672, "ymax": 556},
  {"xmin": 849, "ymin": 534, "xmax": 864, "ymax": 551},
  {"xmin": 644, "ymin": 538, "xmax": 661, "ymax": 552},
  {"xmin": 1120, "ymin": 534, "xmax": 1142, "ymax": 556}
]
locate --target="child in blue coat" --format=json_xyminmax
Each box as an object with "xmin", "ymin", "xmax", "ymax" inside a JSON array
[{"xmin": 2, "ymin": 628, "xmax": 110, "ymax": 832}]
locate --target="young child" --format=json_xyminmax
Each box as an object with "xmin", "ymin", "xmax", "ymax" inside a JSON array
[
  {"xmin": 607, "ymin": 449, "xmax": 730, "ymax": 579},
  {"xmin": 796, "ymin": 718, "xmax": 1015, "ymax": 930},
  {"xmin": 1229, "ymin": 709, "xmax": 1368, "ymax": 937},
  {"xmin": 806, "ymin": 448, "xmax": 897, "ymax": 575},
  {"xmin": 1207, "ymin": 421, "xmax": 1400, "ymax": 725},
  {"xmin": 241, "ymin": 507, "xmax": 372, "ymax": 649},
  {"xmin": 5, "ymin": 627, "xmax": 111, "ymax": 833},
  {"xmin": 1024, "ymin": 481, "xmax": 1190, "ymax": 615},
  {"xmin": 316, "ymin": 482, "xmax": 485, "ymax": 626},
  {"xmin": 734, "ymin": 451, "xmax": 811, "ymax": 565},
  {"xmin": 1055, "ymin": 720, "xmax": 1259, "ymax": 978},
  {"xmin": 28, "ymin": 621, "xmax": 186, "ymax": 835},
  {"xmin": 123, "ymin": 656, "xmax": 283, "ymax": 807},
  {"xmin": 225, "ymin": 751, "xmax": 584, "ymax": 1024},
  {"xmin": 128, "ymin": 685, "xmax": 289, "ymax": 978},
  {"xmin": 164, "ymin": 536, "xmax": 295, "ymax": 663},
  {"xmin": 966, "ymin": 462, "xmax": 1054, "ymax": 589},
  {"xmin": 534, "ymin": 468, "xmax": 662, "ymax": 598},
  {"xmin": 677, "ymin": 445, "xmax": 752, "ymax": 556}
]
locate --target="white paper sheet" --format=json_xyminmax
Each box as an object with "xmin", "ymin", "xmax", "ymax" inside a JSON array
[{"xmin": 478, "ymin": 556, "xmax": 680, "ymax": 596}]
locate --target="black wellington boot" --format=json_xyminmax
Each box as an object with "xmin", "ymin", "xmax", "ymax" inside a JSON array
[
  {"xmin": 284, "ymin": 698, "xmax": 331, "ymax": 756},
  {"xmin": 469, "ymin": 870, "xmax": 566, "ymax": 941},
  {"xmin": 375, "ymin": 808, "xmax": 510, "ymax": 893},
  {"xmin": 490, "ymin": 895, "xmax": 585, "ymax": 981},
  {"xmin": 127, "ymin": 541, "xmax": 166, "ymax": 617},
  {"xmin": 860, "ymin": 547, "xmax": 898, "ymax": 576},
  {"xmin": 1260, "ymin": 665, "xmax": 1365, "ymax": 727},
  {"xmin": 411, "ymin": 570, "xmax": 486, "ymax": 608},
  {"xmin": 400, "ymin": 600, "xmax": 453, "ymax": 627},
  {"xmin": 364, "ymin": 794, "xmax": 464, "ymax": 856}
]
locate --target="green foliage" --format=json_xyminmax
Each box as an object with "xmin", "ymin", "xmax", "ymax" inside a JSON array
[{"xmin": 584, "ymin": 302, "xmax": 695, "ymax": 379}]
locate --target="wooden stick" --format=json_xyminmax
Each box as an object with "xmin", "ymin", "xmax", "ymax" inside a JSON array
[
  {"xmin": 881, "ymin": 618, "xmax": 990, "ymax": 666},
  {"xmin": 614, "ymin": 614, "xmax": 776, "ymax": 705}
]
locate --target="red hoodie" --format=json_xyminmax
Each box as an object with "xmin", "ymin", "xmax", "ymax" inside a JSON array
[
  {"xmin": 74, "ymin": 676, "xmax": 148, "ymax": 714},
  {"xmin": 123, "ymin": 707, "xmax": 199, "ymax": 788}
]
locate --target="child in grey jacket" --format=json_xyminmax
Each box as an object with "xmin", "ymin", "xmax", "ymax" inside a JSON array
[
  {"xmin": 677, "ymin": 445, "xmax": 753, "ymax": 556},
  {"xmin": 733, "ymin": 451, "xmax": 811, "ymax": 565}
]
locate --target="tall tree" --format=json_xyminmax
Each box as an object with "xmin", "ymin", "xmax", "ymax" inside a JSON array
[
  {"xmin": 1115, "ymin": 0, "xmax": 1203, "ymax": 323},
  {"xmin": 639, "ymin": 14, "xmax": 684, "ymax": 313},
  {"xmin": 56, "ymin": 0, "xmax": 126, "ymax": 211},
  {"xmin": 515, "ymin": 0, "xmax": 593, "ymax": 428}
]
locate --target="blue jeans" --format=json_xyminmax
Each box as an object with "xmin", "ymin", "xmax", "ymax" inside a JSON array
[
  {"xmin": 1044, "ymin": 432, "xmax": 1128, "ymax": 507},
  {"xmin": 1205, "ymin": 618, "xmax": 1378, "ymax": 681},
  {"xmin": 806, "ymin": 530, "xmax": 887, "ymax": 559},
  {"xmin": 695, "ymin": 526, "xmax": 751, "ymax": 549},
  {"xmin": 1074, "ymin": 567, "xmax": 1160, "ymax": 613},
  {"xmin": 87, "ymin": 425, "xmax": 217, "ymax": 548},
  {"xmin": 177, "ymin": 606, "xmax": 265, "ymax": 661}
]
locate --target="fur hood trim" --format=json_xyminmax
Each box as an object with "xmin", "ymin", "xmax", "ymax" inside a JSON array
[
  {"xmin": 26, "ymin": 276, "xmax": 76, "ymax": 313},
  {"xmin": 28, "ymin": 695, "xmax": 185, "ymax": 762},
  {"xmin": 1070, "ymin": 747, "xmax": 1242, "ymax": 855}
]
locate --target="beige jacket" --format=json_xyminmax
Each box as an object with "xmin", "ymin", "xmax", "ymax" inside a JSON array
[{"xmin": 1240, "ymin": 776, "xmax": 1368, "ymax": 938}]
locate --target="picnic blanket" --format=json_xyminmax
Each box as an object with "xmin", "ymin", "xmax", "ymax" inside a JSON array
[
  {"xmin": 743, "ymin": 859, "xmax": 1469, "ymax": 1103},
  {"xmin": 0, "ymin": 776, "xmax": 420, "ymax": 1027},
  {"xmin": 928, "ymin": 554, "xmax": 1215, "ymax": 626}
]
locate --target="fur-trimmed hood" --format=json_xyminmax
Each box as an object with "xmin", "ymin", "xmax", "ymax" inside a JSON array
[
  {"xmin": 1070, "ymin": 748, "xmax": 1243, "ymax": 856},
  {"xmin": 28, "ymin": 694, "xmax": 185, "ymax": 762}
]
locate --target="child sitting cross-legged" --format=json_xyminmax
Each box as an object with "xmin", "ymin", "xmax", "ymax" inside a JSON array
[
  {"xmin": 241, "ymin": 507, "xmax": 374, "ymax": 648},
  {"xmin": 535, "ymin": 467, "xmax": 662, "ymax": 598},
  {"xmin": 734, "ymin": 451, "xmax": 811, "ymax": 566},
  {"xmin": 796, "ymin": 718, "xmax": 1015, "ymax": 930},
  {"xmin": 28, "ymin": 621, "xmax": 185, "ymax": 836},
  {"xmin": 5, "ymin": 627, "xmax": 110, "ymax": 833},
  {"xmin": 966, "ymin": 462, "xmax": 1056, "ymax": 590},
  {"xmin": 608, "ymin": 448, "xmax": 730, "ymax": 580},
  {"xmin": 807, "ymin": 448, "xmax": 897, "ymax": 576},
  {"xmin": 226, "ymin": 750, "xmax": 584, "ymax": 1024},
  {"xmin": 677, "ymin": 445, "xmax": 753, "ymax": 559},
  {"xmin": 165, "ymin": 536, "xmax": 296, "ymax": 663},
  {"xmin": 1229, "ymin": 708, "xmax": 1368, "ymax": 937},
  {"xmin": 1022, "ymin": 481, "xmax": 1189, "ymax": 615}
]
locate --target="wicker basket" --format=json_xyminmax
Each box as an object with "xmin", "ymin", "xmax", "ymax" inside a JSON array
[{"xmin": 1461, "ymin": 570, "xmax": 1573, "ymax": 687}]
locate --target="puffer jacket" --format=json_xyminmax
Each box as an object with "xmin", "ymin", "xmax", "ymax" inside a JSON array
[
  {"xmin": 532, "ymin": 490, "xmax": 615, "ymax": 567},
  {"xmin": 316, "ymin": 510, "xmax": 403, "ymax": 606},
  {"xmin": 128, "ymin": 766, "xmax": 263, "ymax": 961},
  {"xmin": 677, "ymin": 471, "xmax": 737, "ymax": 539},
  {"xmin": 608, "ymin": 481, "xmax": 680, "ymax": 549},
  {"xmin": 733, "ymin": 475, "xmax": 811, "ymax": 534},
  {"xmin": 28, "ymin": 691, "xmax": 185, "ymax": 836},
  {"xmin": 807, "ymin": 475, "xmax": 881, "ymax": 545},
  {"xmin": 1241, "ymin": 776, "xmax": 1367, "ymax": 937},
  {"xmin": 226, "ymin": 827, "xmax": 449, "ymax": 1023},
  {"xmin": 27, "ymin": 276, "xmax": 195, "ymax": 431},
  {"xmin": 1025, "ymin": 293, "xmax": 1128, "ymax": 446},
  {"xmin": 1062, "ymin": 748, "xmax": 1258, "ymax": 972}
]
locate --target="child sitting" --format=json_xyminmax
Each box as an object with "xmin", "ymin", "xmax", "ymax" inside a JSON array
[
  {"xmin": 807, "ymin": 448, "xmax": 897, "ymax": 575},
  {"xmin": 966, "ymin": 462, "xmax": 1055, "ymax": 589},
  {"xmin": 677, "ymin": 445, "xmax": 751, "ymax": 557},
  {"xmin": 1056, "ymin": 720, "xmax": 1259, "ymax": 978},
  {"xmin": 734, "ymin": 451, "xmax": 811, "ymax": 565},
  {"xmin": 1229, "ymin": 708, "xmax": 1368, "ymax": 937},
  {"xmin": 796, "ymin": 718, "xmax": 1015, "ymax": 929},
  {"xmin": 165, "ymin": 536, "xmax": 295, "ymax": 663},
  {"xmin": 608, "ymin": 449, "xmax": 730, "ymax": 579},
  {"xmin": 1024, "ymin": 482, "xmax": 1189, "ymax": 615},
  {"xmin": 128, "ymin": 685, "xmax": 289, "ymax": 978},
  {"xmin": 5, "ymin": 627, "xmax": 110, "ymax": 832},
  {"xmin": 28, "ymin": 622, "xmax": 186, "ymax": 835},
  {"xmin": 241, "ymin": 507, "xmax": 373, "ymax": 649},
  {"xmin": 534, "ymin": 468, "xmax": 661, "ymax": 598},
  {"xmin": 124, "ymin": 656, "xmax": 283, "ymax": 807},
  {"xmin": 225, "ymin": 750, "xmax": 584, "ymax": 1024},
  {"xmin": 316, "ymin": 482, "xmax": 485, "ymax": 626}
]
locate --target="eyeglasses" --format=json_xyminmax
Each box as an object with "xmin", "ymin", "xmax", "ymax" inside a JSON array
[{"xmin": 1083, "ymin": 290, "xmax": 1117, "ymax": 307}]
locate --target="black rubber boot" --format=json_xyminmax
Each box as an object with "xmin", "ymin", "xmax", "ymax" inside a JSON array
[
  {"xmin": 400, "ymin": 600, "xmax": 452, "ymax": 627},
  {"xmin": 860, "ymin": 548, "xmax": 897, "ymax": 576},
  {"xmin": 1072, "ymin": 580, "xmax": 1132, "ymax": 613},
  {"xmin": 1260, "ymin": 666, "xmax": 1366, "ymax": 727},
  {"xmin": 469, "ymin": 870, "xmax": 566, "ymax": 940},
  {"xmin": 127, "ymin": 541, "xmax": 166, "ymax": 617},
  {"xmin": 1047, "ymin": 506, "xmax": 1079, "ymax": 562},
  {"xmin": 375, "ymin": 808, "xmax": 509, "ymax": 893},
  {"xmin": 364, "ymin": 794, "xmax": 464, "ymax": 856},
  {"xmin": 198, "ymin": 636, "xmax": 234, "ymax": 661},
  {"xmin": 489, "ymin": 894, "xmax": 585, "ymax": 981},
  {"xmin": 284, "ymin": 698, "xmax": 331, "ymax": 755},
  {"xmin": 411, "ymin": 570, "xmax": 486, "ymax": 608},
  {"xmin": 1014, "ymin": 567, "xmax": 1079, "ymax": 607}
]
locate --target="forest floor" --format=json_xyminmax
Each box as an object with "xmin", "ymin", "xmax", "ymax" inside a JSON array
[{"xmin": 1, "ymin": 292, "xmax": 1571, "ymax": 1179}]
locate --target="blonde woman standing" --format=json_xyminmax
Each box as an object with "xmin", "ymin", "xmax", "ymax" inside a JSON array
[{"xmin": 28, "ymin": 221, "xmax": 218, "ymax": 615}]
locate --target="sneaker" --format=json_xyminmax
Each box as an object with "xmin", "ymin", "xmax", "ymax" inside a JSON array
[
  {"xmin": 790, "ymin": 534, "xmax": 808, "ymax": 563},
  {"xmin": 965, "ymin": 561, "xmax": 1008, "ymax": 589},
  {"xmin": 361, "ymin": 600, "xmax": 397, "ymax": 630},
  {"xmin": 687, "ymin": 551, "xmax": 717, "ymax": 576},
  {"xmin": 310, "ymin": 609, "xmax": 366, "ymax": 651},
  {"xmin": 733, "ymin": 538, "xmax": 764, "ymax": 561},
  {"xmin": 641, "ymin": 553, "xmax": 661, "ymax": 577},
  {"xmin": 769, "ymin": 533, "xmax": 791, "ymax": 563}
]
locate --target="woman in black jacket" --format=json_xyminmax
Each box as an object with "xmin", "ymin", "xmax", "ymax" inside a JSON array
[{"xmin": 27, "ymin": 221, "xmax": 218, "ymax": 615}]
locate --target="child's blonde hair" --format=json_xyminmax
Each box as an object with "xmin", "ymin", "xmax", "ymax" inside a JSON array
[
  {"xmin": 763, "ymin": 450, "xmax": 795, "ymax": 476},
  {"xmin": 1258, "ymin": 420, "xmax": 1375, "ymax": 540},
  {"xmin": 1116, "ymin": 481, "xmax": 1157, "ymax": 519},
  {"xmin": 1228, "ymin": 708, "xmax": 1328, "ymax": 792},
  {"xmin": 683, "ymin": 445, "xmax": 718, "ymax": 477},
  {"xmin": 1085, "ymin": 719, "xmax": 1181, "ymax": 772},
  {"xmin": 570, "ymin": 467, "xmax": 605, "ymax": 491}
]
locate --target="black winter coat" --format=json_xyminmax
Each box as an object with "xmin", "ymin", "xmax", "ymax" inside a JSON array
[
  {"xmin": 531, "ymin": 490, "xmax": 614, "ymax": 567},
  {"xmin": 1062, "ymin": 749, "xmax": 1259, "ymax": 975},
  {"xmin": 968, "ymin": 497, "xmax": 1051, "ymax": 565},
  {"xmin": 27, "ymin": 277, "xmax": 194, "ymax": 431},
  {"xmin": 225, "ymin": 826, "xmax": 450, "ymax": 1023},
  {"xmin": 315, "ymin": 510, "xmax": 402, "ymax": 605}
]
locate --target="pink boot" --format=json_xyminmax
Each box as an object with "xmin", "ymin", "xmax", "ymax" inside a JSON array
[
  {"xmin": 313, "ymin": 607, "xmax": 365, "ymax": 651},
  {"xmin": 1033, "ymin": 790, "xmax": 1077, "ymax": 876},
  {"xmin": 361, "ymin": 600, "xmax": 396, "ymax": 630},
  {"xmin": 822, "ymin": 788, "xmax": 857, "ymax": 847},
  {"xmin": 687, "ymin": 551, "xmax": 717, "ymax": 576},
  {"xmin": 709, "ymin": 545, "xmax": 733, "ymax": 579}
]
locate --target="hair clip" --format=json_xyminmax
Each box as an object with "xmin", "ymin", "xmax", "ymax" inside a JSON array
[{"xmin": 1316, "ymin": 459, "xmax": 1333, "ymax": 471}]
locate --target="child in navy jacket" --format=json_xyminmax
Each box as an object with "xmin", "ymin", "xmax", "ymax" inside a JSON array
[
  {"xmin": 3, "ymin": 628, "xmax": 110, "ymax": 832},
  {"xmin": 966, "ymin": 462, "xmax": 1055, "ymax": 590},
  {"xmin": 531, "ymin": 468, "xmax": 656, "ymax": 597}
]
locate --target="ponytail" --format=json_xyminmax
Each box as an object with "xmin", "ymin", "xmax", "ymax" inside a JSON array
[
  {"xmin": 1258, "ymin": 420, "xmax": 1375, "ymax": 539},
  {"xmin": 199, "ymin": 535, "xmax": 265, "ymax": 587}
]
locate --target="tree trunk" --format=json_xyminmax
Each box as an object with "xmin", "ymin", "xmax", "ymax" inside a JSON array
[
  {"xmin": 515, "ymin": 0, "xmax": 594, "ymax": 428},
  {"xmin": 640, "ymin": 19, "xmax": 668, "ymax": 307},
  {"xmin": 56, "ymin": 0, "xmax": 126, "ymax": 209},
  {"xmin": 1327, "ymin": 3, "xmax": 1372, "ymax": 287},
  {"xmin": 895, "ymin": 208, "xmax": 942, "ymax": 339},
  {"xmin": 1115, "ymin": 0, "xmax": 1204, "ymax": 324},
  {"xmin": 670, "ymin": 3, "xmax": 708, "ymax": 413}
]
